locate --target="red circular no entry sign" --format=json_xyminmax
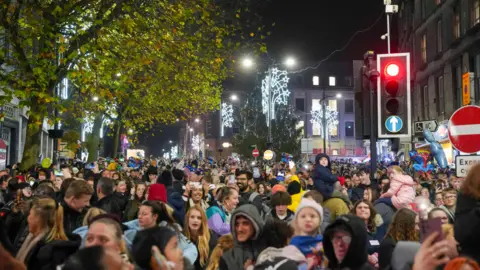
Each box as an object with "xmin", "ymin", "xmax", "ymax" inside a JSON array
[
  {"xmin": 448, "ymin": 105, "xmax": 480, "ymax": 154},
  {"xmin": 252, "ymin": 149, "xmax": 259, "ymax": 157}
]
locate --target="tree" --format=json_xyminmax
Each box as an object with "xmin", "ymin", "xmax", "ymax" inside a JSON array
[
  {"xmin": 0, "ymin": 0, "xmax": 266, "ymax": 168},
  {"xmin": 232, "ymin": 88, "xmax": 302, "ymax": 159}
]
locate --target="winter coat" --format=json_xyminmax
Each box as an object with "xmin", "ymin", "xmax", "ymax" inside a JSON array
[
  {"xmin": 454, "ymin": 192, "xmax": 480, "ymax": 263},
  {"xmin": 35, "ymin": 237, "xmax": 81, "ymax": 270},
  {"xmin": 167, "ymin": 186, "xmax": 186, "ymax": 225},
  {"xmin": 219, "ymin": 204, "xmax": 265, "ymax": 270},
  {"xmin": 206, "ymin": 205, "xmax": 230, "ymax": 236},
  {"xmin": 123, "ymin": 198, "xmax": 142, "ymax": 222},
  {"xmin": 381, "ymin": 174, "xmax": 415, "ymax": 209},
  {"xmin": 95, "ymin": 194, "xmax": 122, "ymax": 220},
  {"xmin": 264, "ymin": 209, "xmax": 295, "ymax": 224},
  {"xmin": 61, "ymin": 201, "xmax": 86, "ymax": 235},
  {"xmin": 288, "ymin": 191, "xmax": 305, "ymax": 213},
  {"xmin": 324, "ymin": 215, "xmax": 375, "ymax": 270},
  {"xmin": 123, "ymin": 219, "xmax": 198, "ymax": 265},
  {"xmin": 313, "ymin": 154, "xmax": 338, "ymax": 199}
]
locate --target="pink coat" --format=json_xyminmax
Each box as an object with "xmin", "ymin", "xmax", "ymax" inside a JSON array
[{"xmin": 381, "ymin": 174, "xmax": 416, "ymax": 209}]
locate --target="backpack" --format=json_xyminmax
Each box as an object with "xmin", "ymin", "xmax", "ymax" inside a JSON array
[{"xmin": 248, "ymin": 192, "xmax": 271, "ymax": 219}]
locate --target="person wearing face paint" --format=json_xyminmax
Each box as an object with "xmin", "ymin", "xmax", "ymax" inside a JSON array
[{"xmin": 219, "ymin": 204, "xmax": 265, "ymax": 270}]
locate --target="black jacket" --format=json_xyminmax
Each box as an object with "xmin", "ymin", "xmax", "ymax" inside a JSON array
[
  {"xmin": 61, "ymin": 201, "xmax": 86, "ymax": 235},
  {"xmin": 238, "ymin": 190, "xmax": 263, "ymax": 215},
  {"xmin": 313, "ymin": 154, "xmax": 338, "ymax": 199},
  {"xmin": 95, "ymin": 194, "xmax": 122, "ymax": 219},
  {"xmin": 454, "ymin": 192, "xmax": 480, "ymax": 263},
  {"xmin": 324, "ymin": 215, "xmax": 375, "ymax": 270},
  {"xmin": 35, "ymin": 237, "xmax": 81, "ymax": 270}
]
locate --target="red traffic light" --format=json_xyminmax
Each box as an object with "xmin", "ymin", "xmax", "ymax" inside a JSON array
[{"xmin": 385, "ymin": 63, "xmax": 400, "ymax": 77}]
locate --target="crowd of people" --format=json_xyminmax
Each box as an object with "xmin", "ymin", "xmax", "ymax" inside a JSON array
[{"xmin": 0, "ymin": 153, "xmax": 479, "ymax": 270}]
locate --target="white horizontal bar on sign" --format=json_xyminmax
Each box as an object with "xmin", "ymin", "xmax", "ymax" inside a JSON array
[{"xmin": 449, "ymin": 124, "xmax": 480, "ymax": 136}]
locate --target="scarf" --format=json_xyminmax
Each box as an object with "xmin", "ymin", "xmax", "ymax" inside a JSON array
[{"xmin": 16, "ymin": 229, "xmax": 48, "ymax": 263}]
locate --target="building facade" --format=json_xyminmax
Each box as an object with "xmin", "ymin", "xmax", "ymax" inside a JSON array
[
  {"xmin": 397, "ymin": 0, "xmax": 480, "ymax": 160},
  {"xmin": 289, "ymin": 62, "xmax": 366, "ymax": 160}
]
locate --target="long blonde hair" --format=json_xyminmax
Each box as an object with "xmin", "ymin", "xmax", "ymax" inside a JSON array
[
  {"xmin": 31, "ymin": 197, "xmax": 68, "ymax": 242},
  {"xmin": 205, "ymin": 234, "xmax": 234, "ymax": 270},
  {"xmin": 184, "ymin": 205, "xmax": 211, "ymax": 267},
  {"xmin": 82, "ymin": 207, "xmax": 106, "ymax": 226}
]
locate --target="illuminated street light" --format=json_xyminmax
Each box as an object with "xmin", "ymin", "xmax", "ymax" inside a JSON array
[
  {"xmin": 128, "ymin": 129, "xmax": 133, "ymax": 134},
  {"xmin": 176, "ymin": 118, "xmax": 179, "ymax": 122},
  {"xmin": 116, "ymin": 73, "xmax": 121, "ymax": 77},
  {"xmin": 230, "ymin": 94, "xmax": 238, "ymax": 101},
  {"xmin": 242, "ymin": 58, "xmax": 254, "ymax": 68},
  {"xmin": 285, "ymin": 57, "xmax": 296, "ymax": 67},
  {"xmin": 336, "ymin": 93, "xmax": 342, "ymax": 99},
  {"xmin": 222, "ymin": 142, "xmax": 231, "ymax": 148},
  {"xmin": 169, "ymin": 140, "xmax": 172, "ymax": 144},
  {"xmin": 189, "ymin": 128, "xmax": 194, "ymax": 132},
  {"xmin": 194, "ymin": 118, "xmax": 200, "ymax": 123},
  {"xmin": 92, "ymin": 96, "xmax": 99, "ymax": 102}
]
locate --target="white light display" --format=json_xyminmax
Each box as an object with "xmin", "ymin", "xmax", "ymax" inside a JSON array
[
  {"xmin": 310, "ymin": 106, "xmax": 339, "ymax": 136},
  {"xmin": 261, "ymin": 68, "xmax": 290, "ymax": 125},
  {"xmin": 220, "ymin": 102, "xmax": 234, "ymax": 137},
  {"xmin": 170, "ymin": 145, "xmax": 178, "ymax": 159},
  {"xmin": 191, "ymin": 134, "xmax": 200, "ymax": 151}
]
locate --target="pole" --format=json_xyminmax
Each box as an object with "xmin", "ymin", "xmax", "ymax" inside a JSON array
[
  {"xmin": 322, "ymin": 90, "xmax": 327, "ymax": 153},
  {"xmin": 386, "ymin": 14, "xmax": 391, "ymax": 53},
  {"xmin": 369, "ymin": 78, "xmax": 377, "ymax": 175},
  {"xmin": 183, "ymin": 123, "xmax": 188, "ymax": 157},
  {"xmin": 267, "ymin": 67, "xmax": 273, "ymax": 145}
]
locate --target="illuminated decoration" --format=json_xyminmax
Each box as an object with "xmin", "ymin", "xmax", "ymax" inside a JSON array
[
  {"xmin": 261, "ymin": 68, "xmax": 290, "ymax": 125},
  {"xmin": 163, "ymin": 152, "xmax": 171, "ymax": 160},
  {"xmin": 310, "ymin": 106, "xmax": 339, "ymax": 136},
  {"xmin": 220, "ymin": 102, "xmax": 234, "ymax": 137},
  {"xmin": 192, "ymin": 134, "xmax": 201, "ymax": 151},
  {"xmin": 100, "ymin": 117, "xmax": 112, "ymax": 139},
  {"xmin": 170, "ymin": 145, "xmax": 178, "ymax": 159}
]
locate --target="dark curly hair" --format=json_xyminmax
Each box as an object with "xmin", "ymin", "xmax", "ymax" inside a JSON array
[{"xmin": 385, "ymin": 208, "xmax": 418, "ymax": 242}]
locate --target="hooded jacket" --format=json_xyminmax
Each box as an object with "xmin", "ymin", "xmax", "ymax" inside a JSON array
[
  {"xmin": 323, "ymin": 215, "xmax": 375, "ymax": 270},
  {"xmin": 220, "ymin": 204, "xmax": 265, "ymax": 270},
  {"xmin": 313, "ymin": 154, "xmax": 338, "ymax": 199}
]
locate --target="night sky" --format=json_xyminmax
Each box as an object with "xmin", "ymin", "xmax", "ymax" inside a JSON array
[{"xmin": 139, "ymin": 0, "xmax": 395, "ymax": 156}]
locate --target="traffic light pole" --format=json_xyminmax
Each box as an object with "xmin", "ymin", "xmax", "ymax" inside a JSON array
[{"xmin": 364, "ymin": 51, "xmax": 379, "ymax": 176}]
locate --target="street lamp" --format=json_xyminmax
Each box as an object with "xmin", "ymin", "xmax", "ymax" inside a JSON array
[
  {"xmin": 169, "ymin": 140, "xmax": 173, "ymax": 144},
  {"xmin": 230, "ymin": 94, "xmax": 238, "ymax": 101},
  {"xmin": 189, "ymin": 128, "xmax": 194, "ymax": 132},
  {"xmin": 92, "ymin": 96, "xmax": 99, "ymax": 102},
  {"xmin": 285, "ymin": 57, "xmax": 296, "ymax": 67},
  {"xmin": 336, "ymin": 93, "xmax": 342, "ymax": 99},
  {"xmin": 242, "ymin": 58, "xmax": 254, "ymax": 68},
  {"xmin": 116, "ymin": 73, "xmax": 121, "ymax": 77},
  {"xmin": 128, "ymin": 129, "xmax": 133, "ymax": 134},
  {"xmin": 194, "ymin": 118, "xmax": 200, "ymax": 123}
]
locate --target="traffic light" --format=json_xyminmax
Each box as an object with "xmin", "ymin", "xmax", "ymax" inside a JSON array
[{"xmin": 377, "ymin": 53, "xmax": 411, "ymax": 138}]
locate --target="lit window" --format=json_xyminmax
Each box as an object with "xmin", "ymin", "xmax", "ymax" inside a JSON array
[
  {"xmin": 313, "ymin": 76, "xmax": 319, "ymax": 86},
  {"xmin": 473, "ymin": 0, "xmax": 480, "ymax": 26},
  {"xmin": 296, "ymin": 121, "xmax": 304, "ymax": 137},
  {"xmin": 329, "ymin": 76, "xmax": 336, "ymax": 86}
]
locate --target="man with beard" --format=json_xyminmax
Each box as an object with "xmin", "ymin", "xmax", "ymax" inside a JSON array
[{"xmin": 236, "ymin": 170, "xmax": 263, "ymax": 215}]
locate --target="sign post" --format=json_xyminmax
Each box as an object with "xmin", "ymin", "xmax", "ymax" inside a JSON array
[
  {"xmin": 455, "ymin": 155, "xmax": 480, "ymax": 177},
  {"xmin": 448, "ymin": 105, "xmax": 480, "ymax": 154},
  {"xmin": 252, "ymin": 148, "xmax": 259, "ymax": 158}
]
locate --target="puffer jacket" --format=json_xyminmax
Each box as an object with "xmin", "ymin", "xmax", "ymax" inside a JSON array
[{"xmin": 381, "ymin": 174, "xmax": 415, "ymax": 209}]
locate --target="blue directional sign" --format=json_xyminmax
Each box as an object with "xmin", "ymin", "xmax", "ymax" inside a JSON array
[{"xmin": 385, "ymin": 116, "xmax": 403, "ymax": 133}]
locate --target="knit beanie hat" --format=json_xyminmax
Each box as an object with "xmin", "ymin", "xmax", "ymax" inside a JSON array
[
  {"xmin": 272, "ymin": 184, "xmax": 287, "ymax": 195},
  {"xmin": 147, "ymin": 183, "xmax": 167, "ymax": 203},
  {"xmin": 295, "ymin": 199, "xmax": 324, "ymax": 222}
]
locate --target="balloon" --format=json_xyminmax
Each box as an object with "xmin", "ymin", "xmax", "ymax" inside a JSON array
[
  {"xmin": 424, "ymin": 130, "xmax": 449, "ymax": 169},
  {"xmin": 41, "ymin": 158, "xmax": 52, "ymax": 168}
]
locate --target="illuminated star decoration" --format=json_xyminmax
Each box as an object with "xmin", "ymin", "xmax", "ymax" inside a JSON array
[
  {"xmin": 310, "ymin": 106, "xmax": 339, "ymax": 137},
  {"xmin": 191, "ymin": 134, "xmax": 201, "ymax": 151},
  {"xmin": 221, "ymin": 102, "xmax": 234, "ymax": 136},
  {"xmin": 261, "ymin": 68, "xmax": 290, "ymax": 126}
]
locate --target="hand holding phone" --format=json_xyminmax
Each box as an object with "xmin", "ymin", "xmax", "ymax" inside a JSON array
[
  {"xmin": 228, "ymin": 174, "xmax": 235, "ymax": 184},
  {"xmin": 420, "ymin": 217, "xmax": 444, "ymax": 243}
]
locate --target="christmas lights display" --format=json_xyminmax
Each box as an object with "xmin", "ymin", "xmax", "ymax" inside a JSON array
[
  {"xmin": 310, "ymin": 106, "xmax": 339, "ymax": 137},
  {"xmin": 261, "ymin": 68, "xmax": 290, "ymax": 125},
  {"xmin": 220, "ymin": 102, "xmax": 234, "ymax": 136},
  {"xmin": 191, "ymin": 134, "xmax": 201, "ymax": 151},
  {"xmin": 170, "ymin": 145, "xmax": 178, "ymax": 159}
]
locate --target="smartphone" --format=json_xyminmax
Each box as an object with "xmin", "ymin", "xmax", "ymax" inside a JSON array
[
  {"xmin": 420, "ymin": 217, "xmax": 444, "ymax": 243},
  {"xmin": 228, "ymin": 174, "xmax": 235, "ymax": 184}
]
